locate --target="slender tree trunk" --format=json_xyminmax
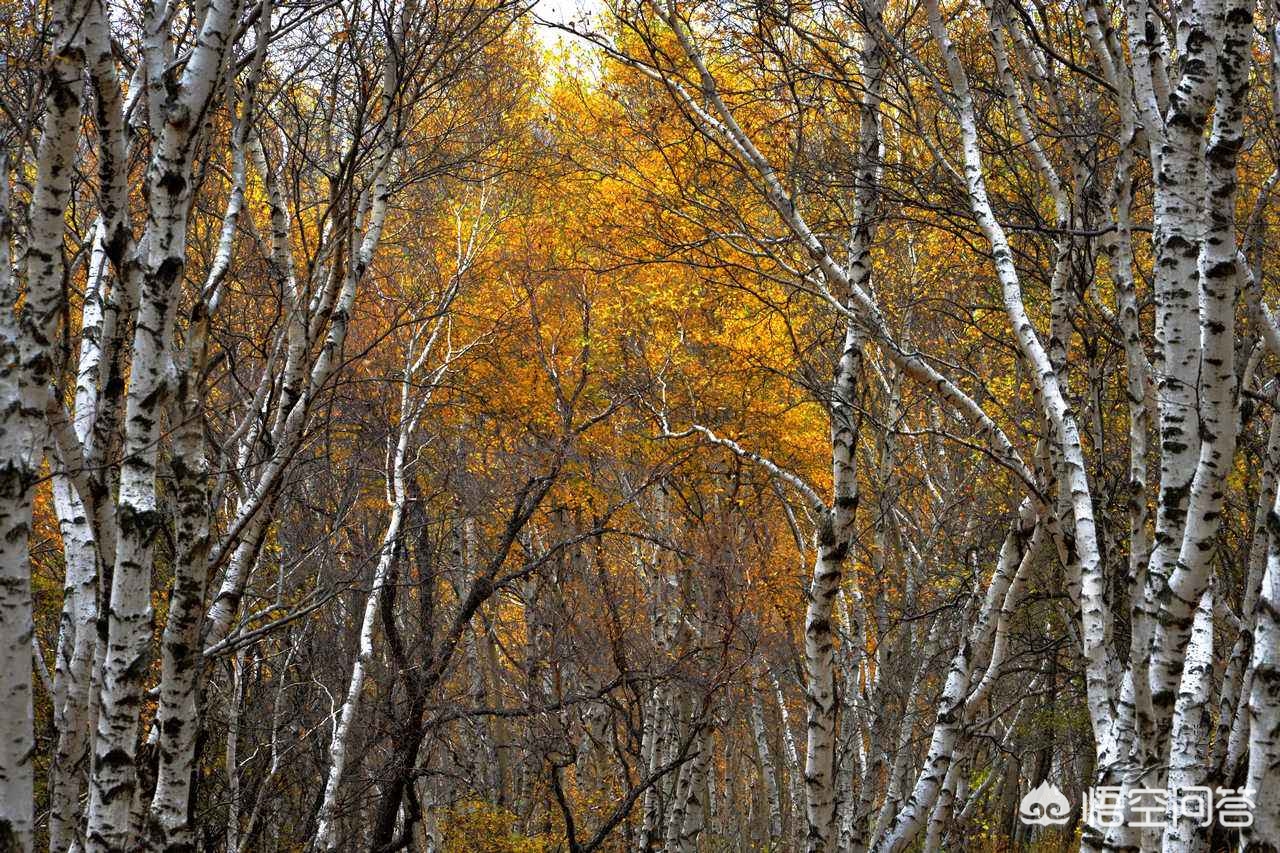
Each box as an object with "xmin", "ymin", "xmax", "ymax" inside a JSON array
[
  {"xmin": 750, "ymin": 688, "xmax": 783, "ymax": 846},
  {"xmin": 1149, "ymin": 0, "xmax": 1251, "ymax": 744},
  {"xmin": 0, "ymin": 3, "xmax": 85, "ymax": 845},
  {"xmin": 86, "ymin": 1, "xmax": 245, "ymax": 844},
  {"xmin": 314, "ymin": 502, "xmax": 406, "ymax": 850},
  {"xmin": 47, "ymin": 469, "xmax": 100, "ymax": 853},
  {"xmin": 1246, "ymin": 506, "xmax": 1280, "ymax": 850},
  {"xmin": 803, "ymin": 323, "xmax": 862, "ymax": 852},
  {"xmin": 144, "ymin": 390, "xmax": 212, "ymax": 851},
  {"xmin": 770, "ymin": 672, "xmax": 803, "ymax": 843},
  {"xmin": 1161, "ymin": 589, "xmax": 1213, "ymax": 853}
]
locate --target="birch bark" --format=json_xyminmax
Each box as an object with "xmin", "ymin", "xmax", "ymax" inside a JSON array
[
  {"xmin": 1246, "ymin": 498, "xmax": 1280, "ymax": 848},
  {"xmin": 84, "ymin": 0, "xmax": 249, "ymax": 843},
  {"xmin": 1160, "ymin": 589, "xmax": 1213, "ymax": 853},
  {"xmin": 47, "ymin": 227, "xmax": 109, "ymax": 853},
  {"xmin": 145, "ymin": 15, "xmax": 269, "ymax": 844},
  {"xmin": 1149, "ymin": 0, "xmax": 1252, "ymax": 736},
  {"xmin": 750, "ymin": 685, "xmax": 784, "ymax": 845},
  {"xmin": 0, "ymin": 3, "xmax": 85, "ymax": 845},
  {"xmin": 313, "ymin": 305, "xmax": 453, "ymax": 848}
]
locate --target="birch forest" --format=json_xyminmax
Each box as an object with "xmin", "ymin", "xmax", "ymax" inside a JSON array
[{"xmin": 6, "ymin": 0, "xmax": 1280, "ymax": 849}]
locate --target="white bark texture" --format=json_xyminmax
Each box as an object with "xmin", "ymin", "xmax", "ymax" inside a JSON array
[
  {"xmin": 0, "ymin": 2, "xmax": 85, "ymax": 846},
  {"xmin": 86, "ymin": 0, "xmax": 247, "ymax": 842}
]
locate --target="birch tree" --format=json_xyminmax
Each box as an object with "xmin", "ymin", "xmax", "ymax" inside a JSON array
[
  {"xmin": 565, "ymin": 0, "xmax": 1280, "ymax": 846},
  {"xmin": 0, "ymin": 1, "xmax": 87, "ymax": 845},
  {"xmin": 14, "ymin": 0, "xmax": 1280, "ymax": 846}
]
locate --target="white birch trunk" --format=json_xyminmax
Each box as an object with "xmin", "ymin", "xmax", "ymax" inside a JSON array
[
  {"xmin": 144, "ymin": 17, "xmax": 268, "ymax": 842},
  {"xmin": 1149, "ymin": 0, "xmax": 1250, "ymax": 739},
  {"xmin": 201, "ymin": 138, "xmax": 395, "ymax": 654},
  {"xmin": 868, "ymin": 621, "xmax": 973, "ymax": 853},
  {"xmin": 750, "ymin": 687, "xmax": 784, "ymax": 845},
  {"xmin": 313, "ymin": 315, "xmax": 437, "ymax": 848},
  {"xmin": 86, "ymin": 0, "xmax": 246, "ymax": 844},
  {"xmin": 1160, "ymin": 589, "xmax": 1213, "ymax": 853},
  {"xmin": 870, "ymin": 625, "xmax": 939, "ymax": 847},
  {"xmin": 143, "ymin": 391, "xmax": 211, "ymax": 851},
  {"xmin": 47, "ymin": 468, "xmax": 100, "ymax": 853},
  {"xmin": 772, "ymin": 673, "xmax": 804, "ymax": 842},
  {"xmin": 804, "ymin": 323, "xmax": 863, "ymax": 852},
  {"xmin": 1246, "ymin": 504, "xmax": 1280, "ymax": 849},
  {"xmin": 677, "ymin": 732, "xmax": 711, "ymax": 853},
  {"xmin": 925, "ymin": 2, "xmax": 1119, "ymax": 807},
  {"xmin": 313, "ymin": 501, "xmax": 406, "ymax": 851},
  {"xmin": 0, "ymin": 3, "xmax": 85, "ymax": 845},
  {"xmin": 663, "ymin": 724, "xmax": 709, "ymax": 853},
  {"xmin": 870, "ymin": 508, "xmax": 1033, "ymax": 853},
  {"xmin": 47, "ymin": 225, "xmax": 110, "ymax": 853}
]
